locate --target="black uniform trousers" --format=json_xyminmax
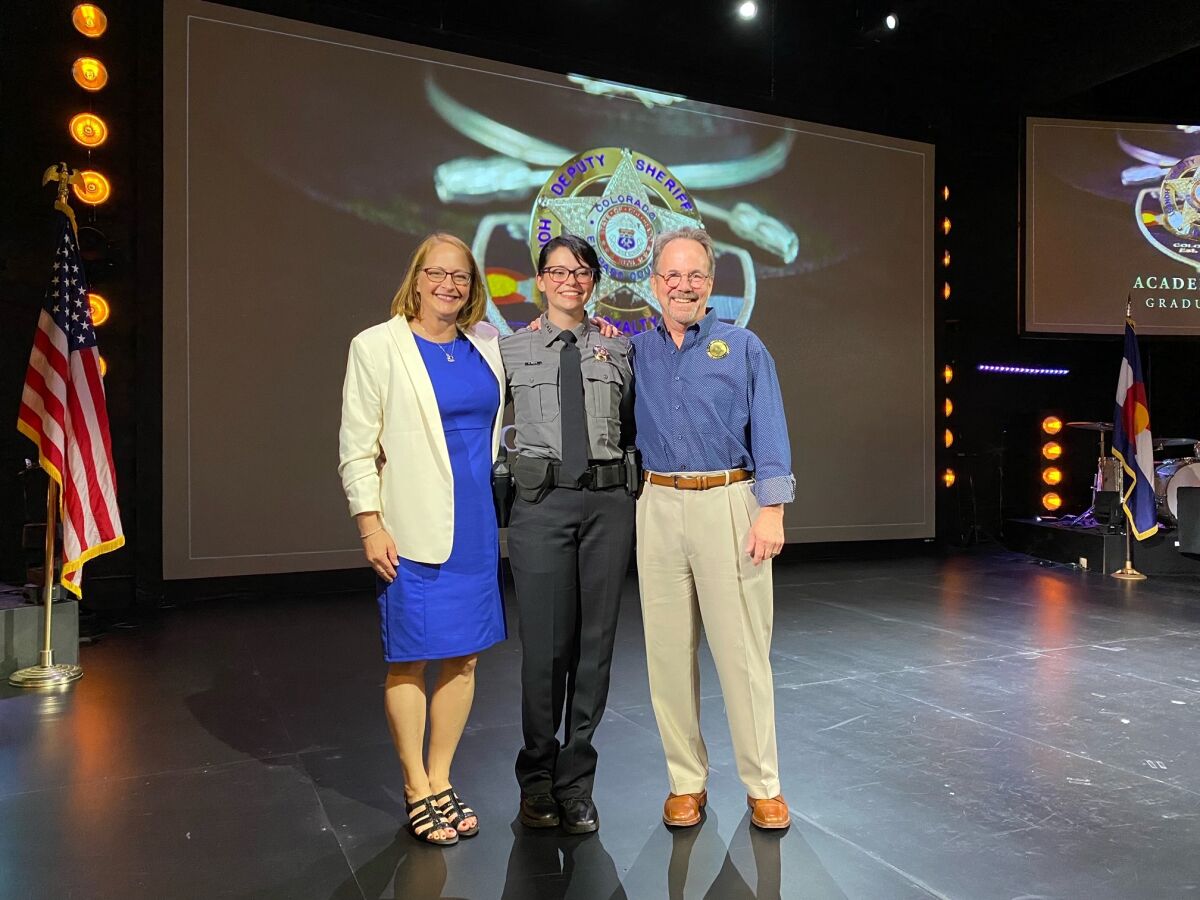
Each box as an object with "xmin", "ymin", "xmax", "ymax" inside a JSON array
[{"xmin": 507, "ymin": 483, "xmax": 634, "ymax": 801}]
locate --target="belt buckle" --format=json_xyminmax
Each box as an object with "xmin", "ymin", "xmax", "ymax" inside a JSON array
[
  {"xmin": 578, "ymin": 469, "xmax": 594, "ymax": 489},
  {"xmin": 672, "ymin": 474, "xmax": 681, "ymax": 489}
]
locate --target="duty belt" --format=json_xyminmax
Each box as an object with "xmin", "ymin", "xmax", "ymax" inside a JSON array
[{"xmin": 552, "ymin": 460, "xmax": 626, "ymax": 490}]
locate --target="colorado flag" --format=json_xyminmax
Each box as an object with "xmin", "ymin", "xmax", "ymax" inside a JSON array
[{"xmin": 1111, "ymin": 319, "xmax": 1158, "ymax": 540}]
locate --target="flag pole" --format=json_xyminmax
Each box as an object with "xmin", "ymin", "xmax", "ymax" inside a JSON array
[
  {"xmin": 9, "ymin": 480, "xmax": 82, "ymax": 687},
  {"xmin": 1112, "ymin": 298, "xmax": 1147, "ymax": 581},
  {"xmin": 9, "ymin": 164, "xmax": 85, "ymax": 689},
  {"xmin": 1111, "ymin": 469, "xmax": 1146, "ymax": 581}
]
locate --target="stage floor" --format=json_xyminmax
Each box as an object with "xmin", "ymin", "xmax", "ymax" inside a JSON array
[{"xmin": 3, "ymin": 549, "xmax": 1200, "ymax": 899}]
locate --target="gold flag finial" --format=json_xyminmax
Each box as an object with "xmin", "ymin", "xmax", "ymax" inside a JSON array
[{"xmin": 41, "ymin": 163, "xmax": 83, "ymax": 236}]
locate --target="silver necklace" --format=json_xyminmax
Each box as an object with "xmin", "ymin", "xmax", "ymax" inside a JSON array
[
  {"xmin": 431, "ymin": 332, "xmax": 460, "ymax": 363},
  {"xmin": 422, "ymin": 331, "xmax": 458, "ymax": 362}
]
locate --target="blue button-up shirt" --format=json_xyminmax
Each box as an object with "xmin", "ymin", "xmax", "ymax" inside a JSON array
[{"xmin": 631, "ymin": 309, "xmax": 796, "ymax": 506}]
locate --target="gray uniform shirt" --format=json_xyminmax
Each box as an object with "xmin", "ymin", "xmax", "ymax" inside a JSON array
[{"xmin": 500, "ymin": 316, "xmax": 634, "ymax": 462}]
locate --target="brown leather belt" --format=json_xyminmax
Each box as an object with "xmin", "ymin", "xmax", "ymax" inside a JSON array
[{"xmin": 644, "ymin": 469, "xmax": 752, "ymax": 491}]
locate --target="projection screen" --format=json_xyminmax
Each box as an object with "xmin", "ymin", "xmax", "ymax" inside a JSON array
[
  {"xmin": 162, "ymin": 0, "xmax": 935, "ymax": 579},
  {"xmin": 1025, "ymin": 116, "xmax": 1200, "ymax": 335}
]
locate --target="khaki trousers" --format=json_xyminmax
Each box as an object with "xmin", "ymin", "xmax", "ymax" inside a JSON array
[{"xmin": 636, "ymin": 477, "xmax": 781, "ymax": 799}]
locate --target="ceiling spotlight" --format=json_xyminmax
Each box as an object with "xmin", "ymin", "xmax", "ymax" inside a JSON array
[
  {"xmin": 737, "ymin": 1, "xmax": 758, "ymax": 20},
  {"xmin": 885, "ymin": 13, "xmax": 899, "ymax": 30}
]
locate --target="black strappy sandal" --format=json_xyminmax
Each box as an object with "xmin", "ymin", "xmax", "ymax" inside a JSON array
[
  {"xmin": 433, "ymin": 787, "xmax": 480, "ymax": 837},
  {"xmin": 405, "ymin": 795, "xmax": 459, "ymax": 846}
]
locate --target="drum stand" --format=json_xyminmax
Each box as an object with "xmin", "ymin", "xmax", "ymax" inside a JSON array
[{"xmin": 1063, "ymin": 429, "xmax": 1109, "ymax": 528}]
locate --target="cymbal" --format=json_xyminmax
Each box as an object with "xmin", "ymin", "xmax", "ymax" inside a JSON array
[
  {"xmin": 1153, "ymin": 437, "xmax": 1198, "ymax": 449},
  {"xmin": 1065, "ymin": 421, "xmax": 1113, "ymax": 432}
]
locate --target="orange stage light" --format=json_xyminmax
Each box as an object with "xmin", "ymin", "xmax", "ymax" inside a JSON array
[
  {"xmin": 72, "ymin": 4, "xmax": 107, "ymax": 37},
  {"xmin": 72, "ymin": 57, "xmax": 108, "ymax": 91},
  {"xmin": 69, "ymin": 113, "xmax": 108, "ymax": 147},
  {"xmin": 88, "ymin": 293, "xmax": 110, "ymax": 326},
  {"xmin": 73, "ymin": 171, "xmax": 111, "ymax": 205}
]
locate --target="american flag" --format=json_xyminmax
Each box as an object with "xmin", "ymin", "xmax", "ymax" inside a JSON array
[{"xmin": 16, "ymin": 211, "xmax": 124, "ymax": 596}]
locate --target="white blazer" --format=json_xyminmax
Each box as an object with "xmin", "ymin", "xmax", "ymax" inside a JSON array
[{"xmin": 338, "ymin": 315, "xmax": 505, "ymax": 564}]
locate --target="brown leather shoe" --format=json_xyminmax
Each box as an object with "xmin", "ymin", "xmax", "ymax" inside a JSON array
[
  {"xmin": 662, "ymin": 790, "xmax": 707, "ymax": 827},
  {"xmin": 747, "ymin": 795, "xmax": 790, "ymax": 829}
]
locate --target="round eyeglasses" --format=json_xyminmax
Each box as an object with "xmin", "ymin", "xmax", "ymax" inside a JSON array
[{"xmin": 655, "ymin": 271, "xmax": 713, "ymax": 289}]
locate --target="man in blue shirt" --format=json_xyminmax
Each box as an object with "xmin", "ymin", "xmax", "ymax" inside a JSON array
[{"xmin": 632, "ymin": 226, "xmax": 795, "ymax": 831}]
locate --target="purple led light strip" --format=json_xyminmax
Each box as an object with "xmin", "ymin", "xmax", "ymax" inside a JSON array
[{"xmin": 976, "ymin": 363, "xmax": 1070, "ymax": 376}]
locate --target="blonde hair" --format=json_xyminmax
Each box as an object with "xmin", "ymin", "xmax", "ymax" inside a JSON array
[{"xmin": 390, "ymin": 233, "xmax": 487, "ymax": 328}]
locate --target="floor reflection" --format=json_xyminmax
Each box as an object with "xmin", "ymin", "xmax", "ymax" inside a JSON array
[
  {"xmin": 617, "ymin": 807, "xmax": 791, "ymax": 899},
  {"xmin": 384, "ymin": 811, "xmax": 788, "ymax": 899},
  {"xmin": 501, "ymin": 818, "xmax": 627, "ymax": 899},
  {"xmin": 668, "ymin": 812, "xmax": 786, "ymax": 900},
  {"xmin": 362, "ymin": 828, "xmax": 470, "ymax": 900}
]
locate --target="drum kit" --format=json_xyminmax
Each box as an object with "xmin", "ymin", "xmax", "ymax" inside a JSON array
[{"xmin": 1066, "ymin": 421, "xmax": 1200, "ymax": 525}]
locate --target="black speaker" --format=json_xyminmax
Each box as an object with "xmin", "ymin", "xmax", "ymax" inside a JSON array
[{"xmin": 1178, "ymin": 487, "xmax": 1200, "ymax": 555}]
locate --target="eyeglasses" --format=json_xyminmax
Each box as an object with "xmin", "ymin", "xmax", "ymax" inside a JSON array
[
  {"xmin": 540, "ymin": 266, "xmax": 597, "ymax": 284},
  {"xmin": 655, "ymin": 271, "xmax": 713, "ymax": 289},
  {"xmin": 421, "ymin": 267, "xmax": 473, "ymax": 287}
]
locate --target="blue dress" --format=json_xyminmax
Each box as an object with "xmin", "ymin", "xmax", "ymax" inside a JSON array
[{"xmin": 378, "ymin": 334, "xmax": 506, "ymax": 662}]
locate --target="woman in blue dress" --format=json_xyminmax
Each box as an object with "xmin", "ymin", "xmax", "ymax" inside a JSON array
[{"xmin": 338, "ymin": 233, "xmax": 507, "ymax": 846}]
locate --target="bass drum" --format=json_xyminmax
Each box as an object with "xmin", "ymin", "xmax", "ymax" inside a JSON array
[{"xmin": 1154, "ymin": 459, "xmax": 1200, "ymax": 524}]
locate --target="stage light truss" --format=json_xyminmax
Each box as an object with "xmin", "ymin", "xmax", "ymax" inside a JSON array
[
  {"xmin": 68, "ymin": 5, "xmax": 114, "ymax": 368},
  {"xmin": 939, "ymin": 184, "xmax": 955, "ymax": 486}
]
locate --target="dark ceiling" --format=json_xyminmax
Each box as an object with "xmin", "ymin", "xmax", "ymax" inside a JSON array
[{"xmin": 220, "ymin": 0, "xmax": 1200, "ymax": 140}]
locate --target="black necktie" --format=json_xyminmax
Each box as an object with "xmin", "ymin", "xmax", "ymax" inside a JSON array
[{"xmin": 558, "ymin": 330, "xmax": 589, "ymax": 484}]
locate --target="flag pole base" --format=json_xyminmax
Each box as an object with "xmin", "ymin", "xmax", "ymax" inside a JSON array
[
  {"xmin": 8, "ymin": 653, "xmax": 83, "ymax": 689},
  {"xmin": 1111, "ymin": 563, "xmax": 1147, "ymax": 581}
]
